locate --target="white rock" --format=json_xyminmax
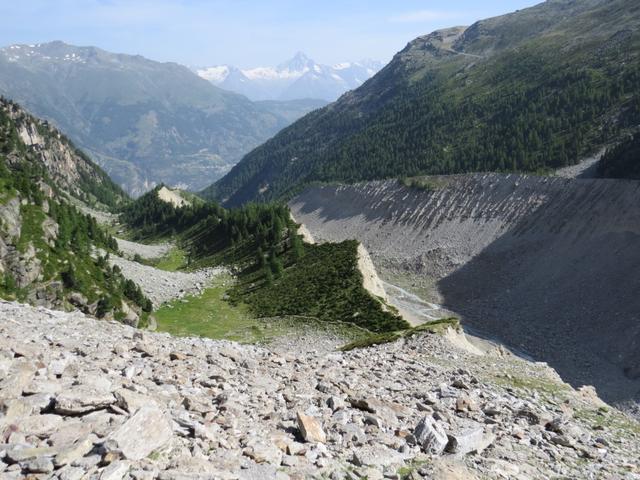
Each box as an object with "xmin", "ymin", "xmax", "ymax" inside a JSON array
[{"xmin": 107, "ymin": 406, "xmax": 173, "ymax": 460}]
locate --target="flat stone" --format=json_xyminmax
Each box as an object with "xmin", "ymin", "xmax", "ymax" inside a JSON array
[
  {"xmin": 237, "ymin": 464, "xmax": 279, "ymax": 480},
  {"xmin": 107, "ymin": 406, "xmax": 173, "ymax": 460},
  {"xmin": 48, "ymin": 420, "xmax": 93, "ymax": 447},
  {"xmin": 551, "ymin": 434, "xmax": 574, "ymax": 448},
  {"xmin": 446, "ymin": 428, "xmax": 494, "ymax": 455},
  {"xmin": 114, "ymin": 388, "xmax": 157, "ymax": 413},
  {"xmin": 243, "ymin": 442, "xmax": 283, "ymax": 465},
  {"xmin": 297, "ymin": 411, "xmax": 326, "ymax": 443},
  {"xmin": 349, "ymin": 396, "xmax": 410, "ymax": 417},
  {"xmin": 5, "ymin": 446, "xmax": 59, "ymax": 463},
  {"xmin": 99, "ymin": 460, "xmax": 131, "ymax": 480},
  {"xmin": 54, "ymin": 434, "xmax": 97, "ymax": 467},
  {"xmin": 351, "ymin": 445, "xmax": 404, "ymax": 467},
  {"xmin": 19, "ymin": 455, "xmax": 54, "ymax": 473},
  {"xmin": 56, "ymin": 465, "xmax": 86, "ymax": 480},
  {"xmin": 0, "ymin": 360, "xmax": 36, "ymax": 397},
  {"xmin": 54, "ymin": 389, "xmax": 116, "ymax": 415},
  {"xmin": 19, "ymin": 414, "xmax": 64, "ymax": 436},
  {"xmin": 0, "ymin": 398, "xmax": 33, "ymax": 423}
]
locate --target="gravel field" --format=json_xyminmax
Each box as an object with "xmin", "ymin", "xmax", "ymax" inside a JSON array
[
  {"xmin": 109, "ymin": 254, "xmax": 225, "ymax": 307},
  {"xmin": 116, "ymin": 238, "xmax": 172, "ymax": 260},
  {"xmin": 1, "ymin": 300, "xmax": 638, "ymax": 479}
]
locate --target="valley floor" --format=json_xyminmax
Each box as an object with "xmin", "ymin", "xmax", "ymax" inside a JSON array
[{"xmin": 1, "ymin": 300, "xmax": 639, "ymax": 479}]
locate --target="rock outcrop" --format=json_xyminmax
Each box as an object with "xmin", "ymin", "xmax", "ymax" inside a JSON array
[
  {"xmin": 2, "ymin": 98, "xmax": 126, "ymax": 208},
  {"xmin": 1, "ymin": 300, "xmax": 638, "ymax": 479}
]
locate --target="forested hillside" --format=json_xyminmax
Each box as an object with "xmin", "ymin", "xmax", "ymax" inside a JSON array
[
  {"xmin": 206, "ymin": 0, "xmax": 640, "ymax": 205},
  {"xmin": 122, "ymin": 187, "xmax": 407, "ymax": 333},
  {"xmin": 0, "ymin": 98, "xmax": 150, "ymax": 321}
]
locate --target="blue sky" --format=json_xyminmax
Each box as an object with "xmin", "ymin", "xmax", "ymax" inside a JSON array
[{"xmin": 0, "ymin": 1, "xmax": 540, "ymax": 67}]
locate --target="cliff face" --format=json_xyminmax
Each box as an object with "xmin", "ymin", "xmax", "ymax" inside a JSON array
[
  {"xmin": 2, "ymin": 98, "xmax": 126, "ymax": 208},
  {"xmin": 289, "ymin": 174, "xmax": 640, "ymax": 408}
]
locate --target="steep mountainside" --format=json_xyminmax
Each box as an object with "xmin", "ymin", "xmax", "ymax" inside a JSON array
[
  {"xmin": 0, "ymin": 98, "xmax": 126, "ymax": 209},
  {"xmin": 289, "ymin": 175, "xmax": 640, "ymax": 410},
  {"xmin": 0, "ymin": 42, "xmax": 322, "ymax": 195},
  {"xmin": 197, "ymin": 52, "xmax": 383, "ymax": 101},
  {"xmin": 598, "ymin": 132, "xmax": 640, "ymax": 179},
  {"xmin": 207, "ymin": 0, "xmax": 640, "ymax": 205},
  {"xmin": 0, "ymin": 98, "xmax": 150, "ymax": 322}
]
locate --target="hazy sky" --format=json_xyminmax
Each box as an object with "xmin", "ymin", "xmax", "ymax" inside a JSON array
[{"xmin": 0, "ymin": 0, "xmax": 541, "ymax": 67}]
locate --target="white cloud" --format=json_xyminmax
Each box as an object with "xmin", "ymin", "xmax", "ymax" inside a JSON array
[{"xmin": 389, "ymin": 10, "xmax": 459, "ymax": 23}]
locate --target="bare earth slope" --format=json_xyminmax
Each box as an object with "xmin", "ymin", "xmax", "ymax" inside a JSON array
[{"xmin": 289, "ymin": 174, "xmax": 640, "ymax": 409}]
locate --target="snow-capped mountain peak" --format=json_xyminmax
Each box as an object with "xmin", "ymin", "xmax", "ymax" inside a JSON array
[
  {"xmin": 196, "ymin": 53, "xmax": 384, "ymax": 102},
  {"xmin": 197, "ymin": 65, "xmax": 230, "ymax": 83},
  {"xmin": 278, "ymin": 51, "xmax": 315, "ymax": 73}
]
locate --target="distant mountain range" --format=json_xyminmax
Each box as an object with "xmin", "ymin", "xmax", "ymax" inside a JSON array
[
  {"xmin": 206, "ymin": 0, "xmax": 640, "ymax": 206},
  {"xmin": 196, "ymin": 52, "xmax": 384, "ymax": 102},
  {"xmin": 0, "ymin": 42, "xmax": 325, "ymax": 195}
]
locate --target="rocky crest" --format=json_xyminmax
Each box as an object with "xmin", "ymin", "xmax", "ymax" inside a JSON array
[{"xmin": 1, "ymin": 301, "xmax": 638, "ymax": 479}]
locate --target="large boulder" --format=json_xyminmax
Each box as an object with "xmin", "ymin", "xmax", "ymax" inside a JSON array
[
  {"xmin": 106, "ymin": 406, "xmax": 173, "ymax": 460},
  {"xmin": 414, "ymin": 416, "xmax": 448, "ymax": 455}
]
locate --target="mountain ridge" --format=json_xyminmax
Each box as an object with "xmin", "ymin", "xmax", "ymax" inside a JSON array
[
  {"xmin": 0, "ymin": 42, "xmax": 324, "ymax": 196},
  {"xmin": 196, "ymin": 52, "xmax": 383, "ymax": 102},
  {"xmin": 205, "ymin": 0, "xmax": 640, "ymax": 206}
]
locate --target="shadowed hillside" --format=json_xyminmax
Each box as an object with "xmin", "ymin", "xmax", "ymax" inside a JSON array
[{"xmin": 289, "ymin": 175, "xmax": 640, "ymax": 408}]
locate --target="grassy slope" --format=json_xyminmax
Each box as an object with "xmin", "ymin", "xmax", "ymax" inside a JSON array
[{"xmin": 154, "ymin": 274, "xmax": 258, "ymax": 341}]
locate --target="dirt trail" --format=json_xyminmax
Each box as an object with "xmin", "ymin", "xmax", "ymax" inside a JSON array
[{"xmin": 289, "ymin": 173, "xmax": 640, "ymax": 412}]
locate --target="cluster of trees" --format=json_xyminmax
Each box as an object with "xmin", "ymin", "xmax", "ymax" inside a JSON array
[
  {"xmin": 49, "ymin": 201, "xmax": 118, "ymax": 254},
  {"xmin": 597, "ymin": 132, "xmax": 640, "ymax": 180},
  {"xmin": 122, "ymin": 187, "xmax": 295, "ymax": 275},
  {"xmin": 122, "ymin": 188, "xmax": 403, "ymax": 333},
  {"xmin": 236, "ymin": 240, "xmax": 408, "ymax": 333},
  {"xmin": 121, "ymin": 186, "xmax": 223, "ymax": 239}
]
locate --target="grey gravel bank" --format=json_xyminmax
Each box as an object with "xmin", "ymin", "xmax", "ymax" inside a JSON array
[{"xmin": 109, "ymin": 255, "xmax": 225, "ymax": 307}]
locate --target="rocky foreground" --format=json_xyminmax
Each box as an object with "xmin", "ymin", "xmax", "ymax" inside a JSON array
[{"xmin": 1, "ymin": 301, "xmax": 639, "ymax": 480}]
